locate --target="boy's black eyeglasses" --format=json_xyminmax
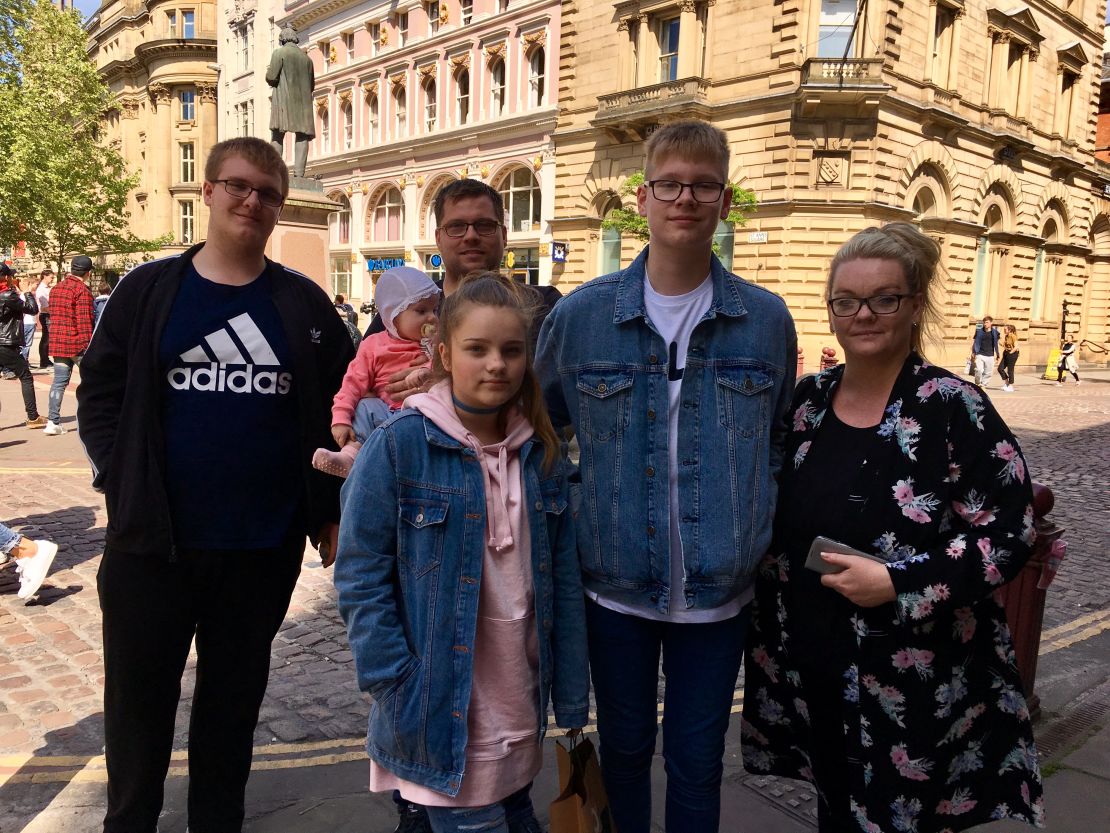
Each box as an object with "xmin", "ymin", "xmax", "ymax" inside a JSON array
[
  {"xmin": 439, "ymin": 219, "xmax": 503, "ymax": 238},
  {"xmin": 212, "ymin": 179, "xmax": 285, "ymax": 208},
  {"xmin": 827, "ymin": 294, "xmax": 914, "ymax": 317},
  {"xmin": 645, "ymin": 180, "xmax": 726, "ymax": 203}
]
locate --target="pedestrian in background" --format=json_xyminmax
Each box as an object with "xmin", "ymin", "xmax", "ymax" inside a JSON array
[
  {"xmin": 336, "ymin": 273, "xmax": 587, "ymax": 833},
  {"xmin": 1056, "ymin": 334, "xmax": 1080, "ymax": 386},
  {"xmin": 743, "ymin": 223, "xmax": 1043, "ymax": 832},
  {"xmin": 34, "ymin": 268, "xmax": 54, "ymax": 369},
  {"xmin": 999, "ymin": 322, "xmax": 1019, "ymax": 392},
  {"xmin": 0, "ymin": 264, "xmax": 46, "ymax": 427},
  {"xmin": 19, "ymin": 276, "xmax": 38, "ymax": 362},
  {"xmin": 77, "ymin": 136, "xmax": 352, "ymax": 833},
  {"xmin": 44, "ymin": 255, "xmax": 95, "ymax": 436},
  {"xmin": 0, "ymin": 520, "xmax": 57, "ymax": 602},
  {"xmin": 93, "ymin": 270, "xmax": 120, "ymax": 328},
  {"xmin": 970, "ymin": 315, "xmax": 1000, "ymax": 387}
]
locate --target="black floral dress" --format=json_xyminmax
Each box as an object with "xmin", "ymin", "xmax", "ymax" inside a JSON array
[{"xmin": 742, "ymin": 354, "xmax": 1044, "ymax": 832}]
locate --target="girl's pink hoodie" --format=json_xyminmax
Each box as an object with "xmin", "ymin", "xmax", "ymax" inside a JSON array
[{"xmin": 368, "ymin": 381, "xmax": 543, "ymax": 806}]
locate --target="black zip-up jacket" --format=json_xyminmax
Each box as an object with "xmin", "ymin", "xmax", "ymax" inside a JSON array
[
  {"xmin": 76, "ymin": 244, "xmax": 355, "ymax": 556},
  {"xmin": 0, "ymin": 287, "xmax": 36, "ymax": 346}
]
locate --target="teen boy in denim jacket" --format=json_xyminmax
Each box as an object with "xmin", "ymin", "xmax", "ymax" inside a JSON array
[{"xmin": 536, "ymin": 120, "xmax": 796, "ymax": 833}]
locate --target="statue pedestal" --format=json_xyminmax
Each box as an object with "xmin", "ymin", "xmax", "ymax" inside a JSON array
[{"xmin": 267, "ymin": 185, "xmax": 338, "ymax": 290}]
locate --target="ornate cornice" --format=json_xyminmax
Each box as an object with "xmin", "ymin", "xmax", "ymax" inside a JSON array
[
  {"xmin": 338, "ymin": 89, "xmax": 352, "ymax": 106},
  {"xmin": 450, "ymin": 52, "xmax": 471, "ymax": 72},
  {"xmin": 521, "ymin": 29, "xmax": 546, "ymax": 52},
  {"xmin": 362, "ymin": 79, "xmax": 379, "ymax": 100},
  {"xmin": 390, "ymin": 72, "xmax": 407, "ymax": 92},
  {"xmin": 197, "ymin": 82, "xmax": 217, "ymax": 103},
  {"xmin": 484, "ymin": 42, "xmax": 506, "ymax": 63},
  {"xmin": 148, "ymin": 82, "xmax": 171, "ymax": 103},
  {"xmin": 316, "ymin": 96, "xmax": 329, "ymax": 114},
  {"xmin": 418, "ymin": 63, "xmax": 437, "ymax": 83}
]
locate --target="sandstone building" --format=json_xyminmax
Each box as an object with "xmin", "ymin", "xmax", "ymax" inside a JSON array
[
  {"xmin": 553, "ymin": 0, "xmax": 1110, "ymax": 368},
  {"xmin": 88, "ymin": 0, "xmax": 219, "ymax": 262}
]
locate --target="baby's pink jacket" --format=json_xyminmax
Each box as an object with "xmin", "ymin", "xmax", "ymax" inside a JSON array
[{"xmin": 331, "ymin": 331, "xmax": 428, "ymax": 425}]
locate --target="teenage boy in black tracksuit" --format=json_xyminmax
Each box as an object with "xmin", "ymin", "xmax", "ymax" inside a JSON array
[{"xmin": 77, "ymin": 138, "xmax": 353, "ymax": 833}]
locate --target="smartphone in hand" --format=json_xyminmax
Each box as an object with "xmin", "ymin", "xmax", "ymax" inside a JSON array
[{"xmin": 804, "ymin": 536, "xmax": 886, "ymax": 575}]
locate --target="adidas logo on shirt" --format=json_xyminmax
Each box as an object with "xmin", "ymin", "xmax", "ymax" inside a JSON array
[{"xmin": 167, "ymin": 313, "xmax": 292, "ymax": 395}]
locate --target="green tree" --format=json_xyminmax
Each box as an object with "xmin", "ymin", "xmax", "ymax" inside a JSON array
[
  {"xmin": 0, "ymin": 0, "xmax": 165, "ymax": 273},
  {"xmin": 600, "ymin": 170, "xmax": 758, "ymax": 256}
]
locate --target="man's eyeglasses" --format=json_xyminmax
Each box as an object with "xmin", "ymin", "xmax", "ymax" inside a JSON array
[
  {"xmin": 827, "ymin": 294, "xmax": 914, "ymax": 317},
  {"xmin": 439, "ymin": 219, "xmax": 503, "ymax": 238},
  {"xmin": 645, "ymin": 180, "xmax": 726, "ymax": 203},
  {"xmin": 212, "ymin": 179, "xmax": 285, "ymax": 208}
]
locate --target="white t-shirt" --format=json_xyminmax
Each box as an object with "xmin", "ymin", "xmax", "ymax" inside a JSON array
[{"xmin": 587, "ymin": 272, "xmax": 749, "ymax": 624}]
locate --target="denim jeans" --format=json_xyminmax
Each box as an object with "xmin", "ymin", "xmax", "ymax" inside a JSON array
[
  {"xmin": 21, "ymin": 323, "xmax": 35, "ymax": 361},
  {"xmin": 48, "ymin": 356, "xmax": 79, "ymax": 423},
  {"xmin": 585, "ymin": 599, "xmax": 750, "ymax": 833},
  {"xmin": 0, "ymin": 522, "xmax": 21, "ymax": 556},
  {"xmin": 351, "ymin": 396, "xmax": 393, "ymax": 442},
  {"xmin": 424, "ymin": 785, "xmax": 538, "ymax": 833}
]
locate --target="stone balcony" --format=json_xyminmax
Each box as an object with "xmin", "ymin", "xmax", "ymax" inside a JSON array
[
  {"xmin": 592, "ymin": 77, "xmax": 711, "ymax": 141},
  {"xmin": 796, "ymin": 57, "xmax": 889, "ymax": 118}
]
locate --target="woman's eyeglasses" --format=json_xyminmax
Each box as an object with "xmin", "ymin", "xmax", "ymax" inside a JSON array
[{"xmin": 827, "ymin": 294, "xmax": 914, "ymax": 317}]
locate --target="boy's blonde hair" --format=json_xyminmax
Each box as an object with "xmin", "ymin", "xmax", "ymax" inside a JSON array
[{"xmin": 644, "ymin": 120, "xmax": 730, "ymax": 181}]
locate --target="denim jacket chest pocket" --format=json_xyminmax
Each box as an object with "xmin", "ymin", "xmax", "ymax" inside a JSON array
[
  {"xmin": 398, "ymin": 497, "xmax": 449, "ymax": 578},
  {"xmin": 715, "ymin": 366, "xmax": 775, "ymax": 438},
  {"xmin": 576, "ymin": 369, "xmax": 634, "ymax": 442}
]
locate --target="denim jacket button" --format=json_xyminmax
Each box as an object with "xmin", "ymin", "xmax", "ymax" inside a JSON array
[
  {"xmin": 647, "ymin": 525, "xmax": 655, "ymax": 536},
  {"xmin": 649, "ymin": 354, "xmax": 659, "ymax": 364},
  {"xmin": 645, "ymin": 466, "xmax": 655, "ymax": 477},
  {"xmin": 415, "ymin": 512, "xmax": 425, "ymax": 524},
  {"xmin": 647, "ymin": 409, "xmax": 656, "ymax": 420},
  {"xmin": 538, "ymin": 562, "xmax": 547, "ymax": 572},
  {"xmin": 534, "ymin": 500, "xmax": 543, "ymax": 511},
  {"xmin": 597, "ymin": 382, "xmax": 608, "ymax": 393}
]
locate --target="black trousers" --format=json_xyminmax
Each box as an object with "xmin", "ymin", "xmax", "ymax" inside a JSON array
[
  {"xmin": 97, "ymin": 540, "xmax": 303, "ymax": 833},
  {"xmin": 37, "ymin": 313, "xmax": 50, "ymax": 367},
  {"xmin": 0, "ymin": 344, "xmax": 39, "ymax": 419},
  {"xmin": 999, "ymin": 350, "xmax": 1019, "ymax": 384}
]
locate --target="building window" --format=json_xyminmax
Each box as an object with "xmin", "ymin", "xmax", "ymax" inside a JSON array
[
  {"xmin": 658, "ymin": 17, "xmax": 679, "ymax": 81},
  {"xmin": 424, "ymin": 80, "xmax": 437, "ymax": 131},
  {"xmin": 320, "ymin": 109, "xmax": 330, "ymax": 152},
  {"xmin": 179, "ymin": 200, "xmax": 195, "ymax": 244},
  {"xmin": 461, "ymin": 0, "xmax": 473, "ymax": 25},
  {"xmin": 929, "ymin": 3, "xmax": 957, "ymax": 89},
  {"xmin": 344, "ymin": 31, "xmax": 355, "ymax": 62},
  {"xmin": 504, "ymin": 247, "xmax": 539, "ymax": 284},
  {"xmin": 713, "ymin": 220, "xmax": 734, "ymax": 271},
  {"xmin": 236, "ymin": 23, "xmax": 252, "ymax": 72},
  {"xmin": 499, "ymin": 0, "xmax": 509, "ymax": 11},
  {"xmin": 818, "ymin": 0, "xmax": 855, "ymax": 58},
  {"xmin": 179, "ymin": 142, "xmax": 195, "ymax": 182},
  {"xmin": 427, "ymin": 1, "xmax": 440, "ymax": 35},
  {"xmin": 499, "ymin": 167, "xmax": 541, "ymax": 233},
  {"xmin": 528, "ymin": 48, "xmax": 545, "ymax": 107},
  {"xmin": 600, "ymin": 225, "xmax": 621, "ymax": 274},
  {"xmin": 394, "ymin": 88, "xmax": 406, "ymax": 137},
  {"xmin": 396, "ymin": 12, "xmax": 408, "ymax": 47},
  {"xmin": 182, "ymin": 9, "xmax": 195, "ymax": 39},
  {"xmin": 342, "ymin": 101, "xmax": 353, "ymax": 149},
  {"xmin": 179, "ymin": 89, "xmax": 195, "ymax": 121},
  {"xmin": 1056, "ymin": 69, "xmax": 1078, "ymax": 139},
  {"xmin": 167, "ymin": 10, "xmax": 176, "ymax": 37},
  {"xmin": 490, "ymin": 58, "xmax": 505, "ymax": 116},
  {"xmin": 457, "ymin": 70, "xmax": 470, "ymax": 124},
  {"xmin": 332, "ymin": 194, "xmax": 351, "ymax": 245},
  {"xmin": 371, "ymin": 187, "xmax": 405, "ymax": 242},
  {"xmin": 369, "ymin": 22, "xmax": 380, "ymax": 56},
  {"xmin": 331, "ymin": 257, "xmax": 352, "ymax": 299},
  {"xmin": 368, "ymin": 94, "xmax": 379, "ymax": 142}
]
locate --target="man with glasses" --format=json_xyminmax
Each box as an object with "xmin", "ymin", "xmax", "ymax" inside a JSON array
[
  {"xmin": 77, "ymin": 137, "xmax": 353, "ymax": 833},
  {"xmin": 537, "ymin": 120, "xmax": 796, "ymax": 832}
]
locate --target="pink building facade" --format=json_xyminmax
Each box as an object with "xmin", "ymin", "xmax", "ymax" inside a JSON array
[{"xmin": 280, "ymin": 0, "xmax": 561, "ymax": 309}]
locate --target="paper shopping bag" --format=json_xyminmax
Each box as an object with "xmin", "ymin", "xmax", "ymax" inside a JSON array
[{"xmin": 549, "ymin": 735, "xmax": 615, "ymax": 833}]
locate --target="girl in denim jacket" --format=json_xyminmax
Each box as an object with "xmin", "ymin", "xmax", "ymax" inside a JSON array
[{"xmin": 335, "ymin": 273, "xmax": 589, "ymax": 833}]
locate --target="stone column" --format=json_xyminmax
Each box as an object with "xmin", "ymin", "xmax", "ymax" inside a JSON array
[
  {"xmin": 677, "ymin": 0, "xmax": 697, "ymax": 79},
  {"xmin": 148, "ymin": 82, "xmax": 173, "ymax": 233},
  {"xmin": 986, "ymin": 30, "xmax": 1008, "ymax": 109},
  {"xmin": 1017, "ymin": 47, "xmax": 1032, "ymax": 120},
  {"xmin": 924, "ymin": 0, "xmax": 938, "ymax": 84},
  {"xmin": 617, "ymin": 18, "xmax": 631, "ymax": 89},
  {"xmin": 948, "ymin": 8, "xmax": 963, "ymax": 91},
  {"xmin": 634, "ymin": 14, "xmax": 649, "ymax": 87}
]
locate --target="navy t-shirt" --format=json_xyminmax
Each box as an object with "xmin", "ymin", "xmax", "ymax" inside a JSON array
[{"xmin": 159, "ymin": 265, "xmax": 302, "ymax": 549}]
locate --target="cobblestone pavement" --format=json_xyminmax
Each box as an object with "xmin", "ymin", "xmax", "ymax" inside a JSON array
[{"xmin": 0, "ymin": 369, "xmax": 1107, "ymax": 779}]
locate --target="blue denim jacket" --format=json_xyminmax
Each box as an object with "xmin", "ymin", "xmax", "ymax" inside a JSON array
[
  {"xmin": 536, "ymin": 248, "xmax": 796, "ymax": 614},
  {"xmin": 334, "ymin": 410, "xmax": 589, "ymax": 796}
]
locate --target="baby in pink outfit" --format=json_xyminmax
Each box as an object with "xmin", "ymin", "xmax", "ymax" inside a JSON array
[{"xmin": 312, "ymin": 266, "xmax": 440, "ymax": 477}]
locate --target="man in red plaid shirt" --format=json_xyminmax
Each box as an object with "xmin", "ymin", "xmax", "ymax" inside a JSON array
[{"xmin": 44, "ymin": 255, "xmax": 95, "ymax": 435}]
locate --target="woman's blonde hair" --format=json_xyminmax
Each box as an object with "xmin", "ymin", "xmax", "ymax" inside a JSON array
[
  {"xmin": 432, "ymin": 271, "xmax": 561, "ymax": 472},
  {"xmin": 827, "ymin": 222, "xmax": 945, "ymax": 357}
]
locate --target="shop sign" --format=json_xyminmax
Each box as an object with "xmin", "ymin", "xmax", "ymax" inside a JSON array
[
  {"xmin": 551, "ymin": 241, "xmax": 568, "ymax": 263},
  {"xmin": 366, "ymin": 256, "xmax": 406, "ymax": 271}
]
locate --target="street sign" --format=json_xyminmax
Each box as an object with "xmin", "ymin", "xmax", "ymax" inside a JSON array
[
  {"xmin": 747, "ymin": 231, "xmax": 768, "ymax": 244},
  {"xmin": 551, "ymin": 241, "xmax": 568, "ymax": 263}
]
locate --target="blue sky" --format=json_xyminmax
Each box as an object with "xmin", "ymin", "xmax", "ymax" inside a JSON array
[{"xmin": 73, "ymin": 0, "xmax": 100, "ymax": 20}]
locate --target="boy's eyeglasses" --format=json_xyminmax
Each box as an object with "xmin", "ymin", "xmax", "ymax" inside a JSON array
[
  {"xmin": 439, "ymin": 219, "xmax": 503, "ymax": 237},
  {"xmin": 827, "ymin": 294, "xmax": 914, "ymax": 317},
  {"xmin": 645, "ymin": 180, "xmax": 726, "ymax": 203},
  {"xmin": 212, "ymin": 179, "xmax": 285, "ymax": 208}
]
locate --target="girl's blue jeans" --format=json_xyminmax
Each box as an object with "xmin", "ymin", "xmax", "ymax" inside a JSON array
[
  {"xmin": 1, "ymin": 522, "xmax": 21, "ymax": 556},
  {"xmin": 424, "ymin": 785, "xmax": 538, "ymax": 833}
]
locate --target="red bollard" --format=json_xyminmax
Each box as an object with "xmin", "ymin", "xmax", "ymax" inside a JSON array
[
  {"xmin": 819, "ymin": 346, "xmax": 838, "ymax": 371},
  {"xmin": 796, "ymin": 346, "xmax": 805, "ymax": 379},
  {"xmin": 995, "ymin": 483, "xmax": 1063, "ymax": 720}
]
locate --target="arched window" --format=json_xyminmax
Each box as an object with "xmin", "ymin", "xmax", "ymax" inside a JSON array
[
  {"xmin": 599, "ymin": 194, "xmax": 623, "ymax": 274},
  {"xmin": 367, "ymin": 94, "xmax": 379, "ymax": 143},
  {"xmin": 912, "ymin": 188, "xmax": 936, "ymax": 218},
  {"xmin": 489, "ymin": 59, "xmax": 505, "ymax": 117},
  {"xmin": 331, "ymin": 193, "xmax": 351, "ymax": 245},
  {"xmin": 320, "ymin": 109, "xmax": 330, "ymax": 153},
  {"xmin": 713, "ymin": 220, "xmax": 735, "ymax": 270},
  {"xmin": 457, "ymin": 70, "xmax": 470, "ymax": 124},
  {"xmin": 424, "ymin": 80, "xmax": 437, "ymax": 132},
  {"xmin": 528, "ymin": 47, "xmax": 545, "ymax": 107},
  {"xmin": 394, "ymin": 88, "xmax": 407, "ymax": 138},
  {"xmin": 342, "ymin": 101, "xmax": 353, "ymax": 149},
  {"xmin": 498, "ymin": 167, "xmax": 541, "ymax": 233},
  {"xmin": 371, "ymin": 187, "xmax": 405, "ymax": 242}
]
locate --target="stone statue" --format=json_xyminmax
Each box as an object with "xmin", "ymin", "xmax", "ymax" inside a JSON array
[{"xmin": 266, "ymin": 26, "xmax": 315, "ymax": 178}]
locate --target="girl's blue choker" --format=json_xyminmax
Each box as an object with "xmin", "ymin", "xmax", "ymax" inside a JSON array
[{"xmin": 452, "ymin": 394, "xmax": 502, "ymax": 415}]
